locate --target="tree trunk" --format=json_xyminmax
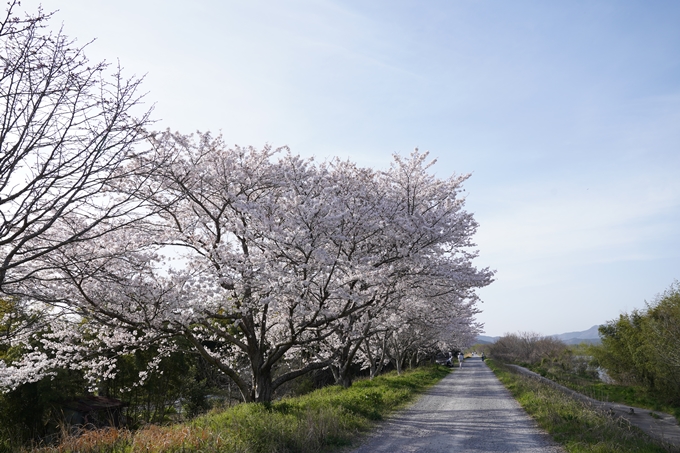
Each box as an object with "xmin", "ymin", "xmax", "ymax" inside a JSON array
[
  {"xmin": 394, "ymin": 349, "xmax": 403, "ymax": 375},
  {"xmin": 364, "ymin": 342, "xmax": 377, "ymax": 379},
  {"xmin": 340, "ymin": 373, "xmax": 352, "ymax": 388},
  {"xmin": 251, "ymin": 367, "xmax": 273, "ymax": 403},
  {"xmin": 330, "ymin": 365, "xmax": 340, "ymax": 384},
  {"xmin": 368, "ymin": 334, "xmax": 388, "ymax": 378},
  {"xmin": 409, "ymin": 350, "xmax": 419, "ymax": 369},
  {"xmin": 331, "ymin": 362, "xmax": 354, "ymax": 388}
]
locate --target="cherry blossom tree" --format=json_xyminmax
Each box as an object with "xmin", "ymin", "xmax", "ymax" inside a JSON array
[
  {"xmin": 0, "ymin": 1, "xmax": 153, "ymax": 294},
  {"xmin": 346, "ymin": 274, "xmax": 479, "ymax": 380},
  {"xmin": 133, "ymin": 133, "xmax": 396, "ymax": 402},
  {"xmin": 382, "ymin": 293, "xmax": 482, "ymax": 374},
  {"xmin": 10, "ymin": 132, "xmax": 390, "ymax": 401},
  {"xmin": 324, "ymin": 151, "xmax": 493, "ymax": 384},
  {"xmin": 0, "ymin": 2, "xmax": 161, "ymax": 395},
  {"xmin": 1, "ymin": 128, "xmax": 493, "ymax": 403}
]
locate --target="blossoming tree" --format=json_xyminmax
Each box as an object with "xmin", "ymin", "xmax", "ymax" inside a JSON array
[
  {"xmin": 2, "ymin": 128, "xmax": 493, "ymax": 402},
  {"xmin": 0, "ymin": 2, "xmax": 153, "ymax": 294},
  {"xmin": 0, "ymin": 0, "xmax": 495, "ymax": 406}
]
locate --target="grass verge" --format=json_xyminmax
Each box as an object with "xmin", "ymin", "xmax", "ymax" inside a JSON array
[
  {"xmin": 32, "ymin": 365, "xmax": 450, "ymax": 453},
  {"xmin": 487, "ymin": 360, "xmax": 672, "ymax": 453},
  {"xmin": 527, "ymin": 364, "xmax": 680, "ymax": 421}
]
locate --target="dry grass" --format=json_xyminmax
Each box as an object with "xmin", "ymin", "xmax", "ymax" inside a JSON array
[{"xmin": 34, "ymin": 425, "xmax": 211, "ymax": 453}]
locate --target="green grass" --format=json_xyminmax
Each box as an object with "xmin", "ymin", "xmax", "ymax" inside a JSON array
[
  {"xmin": 527, "ymin": 363, "xmax": 680, "ymax": 421},
  {"xmin": 34, "ymin": 366, "xmax": 450, "ymax": 453},
  {"xmin": 487, "ymin": 360, "xmax": 672, "ymax": 453},
  {"xmin": 571, "ymin": 382, "xmax": 675, "ymax": 415}
]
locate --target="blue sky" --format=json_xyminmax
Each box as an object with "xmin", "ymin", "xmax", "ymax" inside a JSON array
[{"xmin": 23, "ymin": 0, "xmax": 680, "ymax": 336}]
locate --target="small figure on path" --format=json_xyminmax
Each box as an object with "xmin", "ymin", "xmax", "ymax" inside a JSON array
[
  {"xmin": 458, "ymin": 352, "xmax": 464, "ymax": 367},
  {"xmin": 481, "ymin": 352, "xmax": 486, "ymax": 361}
]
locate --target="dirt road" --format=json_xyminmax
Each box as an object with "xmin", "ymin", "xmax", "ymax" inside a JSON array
[{"xmin": 351, "ymin": 357, "xmax": 565, "ymax": 453}]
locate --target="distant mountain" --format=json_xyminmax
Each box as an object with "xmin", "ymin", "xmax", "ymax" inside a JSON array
[
  {"xmin": 551, "ymin": 325, "xmax": 601, "ymax": 344},
  {"xmin": 551, "ymin": 325, "xmax": 600, "ymax": 341},
  {"xmin": 475, "ymin": 335, "xmax": 500, "ymax": 344},
  {"xmin": 475, "ymin": 325, "xmax": 601, "ymax": 345}
]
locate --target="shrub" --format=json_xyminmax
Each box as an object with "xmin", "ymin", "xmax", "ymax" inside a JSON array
[{"xmin": 489, "ymin": 332, "xmax": 568, "ymax": 366}]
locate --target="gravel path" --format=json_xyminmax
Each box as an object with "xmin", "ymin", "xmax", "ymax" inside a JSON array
[{"xmin": 351, "ymin": 357, "xmax": 565, "ymax": 453}]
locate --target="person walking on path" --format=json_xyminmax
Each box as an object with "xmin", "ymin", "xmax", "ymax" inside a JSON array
[
  {"xmin": 351, "ymin": 356, "xmax": 565, "ymax": 452},
  {"xmin": 457, "ymin": 352, "xmax": 464, "ymax": 367}
]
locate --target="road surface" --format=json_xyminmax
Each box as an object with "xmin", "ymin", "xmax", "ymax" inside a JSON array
[{"xmin": 351, "ymin": 357, "xmax": 565, "ymax": 453}]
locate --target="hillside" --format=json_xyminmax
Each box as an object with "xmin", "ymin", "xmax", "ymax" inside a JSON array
[{"xmin": 476, "ymin": 325, "xmax": 601, "ymax": 345}]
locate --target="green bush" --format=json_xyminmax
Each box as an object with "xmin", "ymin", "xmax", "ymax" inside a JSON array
[{"xmin": 594, "ymin": 282, "xmax": 680, "ymax": 406}]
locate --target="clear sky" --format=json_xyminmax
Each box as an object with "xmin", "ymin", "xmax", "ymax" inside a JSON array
[{"xmin": 20, "ymin": 0, "xmax": 680, "ymax": 336}]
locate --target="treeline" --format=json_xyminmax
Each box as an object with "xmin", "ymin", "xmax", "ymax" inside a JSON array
[{"xmin": 593, "ymin": 282, "xmax": 680, "ymax": 405}]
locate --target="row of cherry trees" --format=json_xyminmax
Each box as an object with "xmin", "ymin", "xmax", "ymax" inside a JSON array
[{"xmin": 0, "ymin": 3, "xmax": 493, "ymax": 403}]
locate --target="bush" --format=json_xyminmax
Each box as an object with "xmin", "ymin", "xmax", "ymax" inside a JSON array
[
  {"xmin": 489, "ymin": 332, "xmax": 568, "ymax": 366},
  {"xmin": 593, "ymin": 281, "xmax": 680, "ymax": 405}
]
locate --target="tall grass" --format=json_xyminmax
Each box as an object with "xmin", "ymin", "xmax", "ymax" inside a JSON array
[
  {"xmin": 30, "ymin": 366, "xmax": 450, "ymax": 453},
  {"xmin": 487, "ymin": 360, "xmax": 673, "ymax": 453}
]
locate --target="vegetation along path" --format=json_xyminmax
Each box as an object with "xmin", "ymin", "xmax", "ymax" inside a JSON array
[
  {"xmin": 351, "ymin": 357, "xmax": 565, "ymax": 452},
  {"xmin": 507, "ymin": 364, "xmax": 680, "ymax": 448}
]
